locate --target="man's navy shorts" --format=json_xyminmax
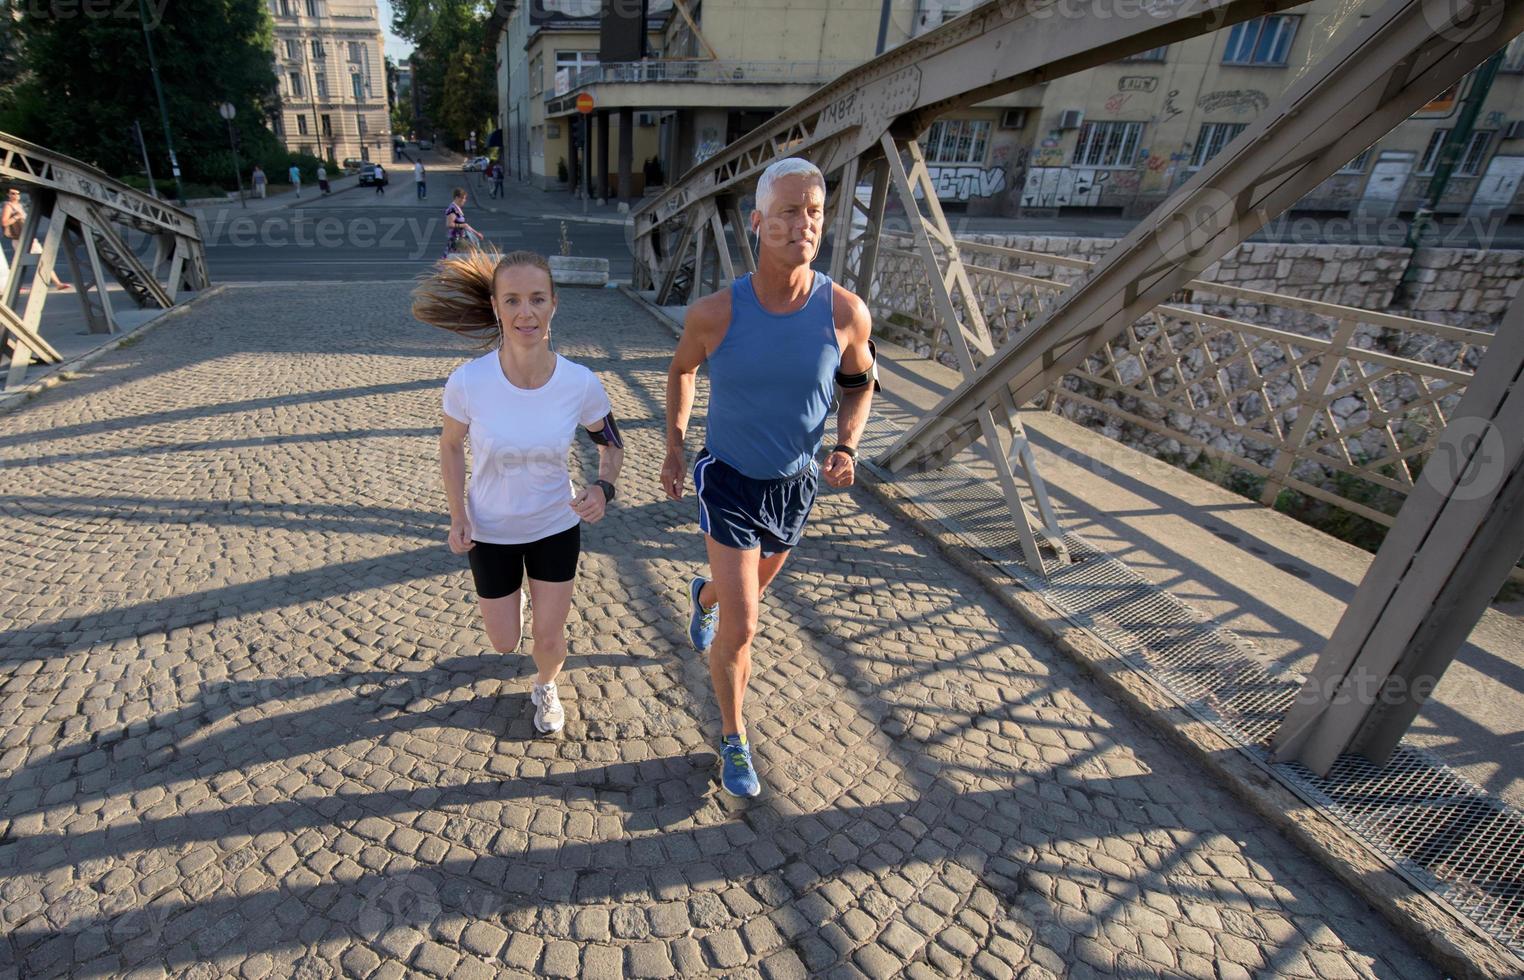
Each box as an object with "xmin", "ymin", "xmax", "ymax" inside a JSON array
[{"xmin": 693, "ymin": 448, "xmax": 818, "ymax": 557}]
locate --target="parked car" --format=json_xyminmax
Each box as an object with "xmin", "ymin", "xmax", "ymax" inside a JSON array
[
  {"xmin": 417, "ymin": 139, "xmax": 433, "ymax": 151},
  {"xmin": 462, "ymin": 156, "xmax": 491, "ymax": 172},
  {"xmin": 342, "ymin": 157, "xmax": 365, "ymax": 172},
  {"xmin": 358, "ymin": 163, "xmax": 389, "ymax": 187}
]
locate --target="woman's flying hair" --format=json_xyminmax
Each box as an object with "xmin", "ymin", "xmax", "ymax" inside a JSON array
[{"xmin": 412, "ymin": 247, "xmax": 556, "ymax": 348}]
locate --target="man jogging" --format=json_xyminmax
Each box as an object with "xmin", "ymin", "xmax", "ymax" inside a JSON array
[{"xmin": 661, "ymin": 157, "xmax": 875, "ymax": 798}]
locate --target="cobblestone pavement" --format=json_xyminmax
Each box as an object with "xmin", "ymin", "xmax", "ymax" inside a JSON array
[{"xmin": 0, "ymin": 284, "xmax": 1435, "ymax": 978}]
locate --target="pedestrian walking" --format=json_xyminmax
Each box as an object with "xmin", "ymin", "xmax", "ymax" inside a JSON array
[
  {"xmin": 288, "ymin": 163, "xmax": 301, "ymax": 198},
  {"xmin": 2, "ymin": 188, "xmax": 72, "ymax": 291},
  {"xmin": 492, "ymin": 161, "xmax": 505, "ymax": 200},
  {"xmin": 442, "ymin": 188, "xmax": 479, "ymax": 257},
  {"xmin": 414, "ymin": 159, "xmax": 427, "ymax": 200},
  {"xmin": 252, "ymin": 165, "xmax": 267, "ymax": 199},
  {"xmin": 374, "ymin": 165, "xmax": 386, "ymax": 196},
  {"xmin": 414, "ymin": 249, "xmax": 626, "ymax": 735},
  {"xmin": 660, "ymin": 157, "xmax": 876, "ymax": 798},
  {"xmin": 316, "ymin": 164, "xmax": 330, "ymax": 195}
]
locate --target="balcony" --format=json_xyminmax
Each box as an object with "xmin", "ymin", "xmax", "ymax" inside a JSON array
[{"xmin": 544, "ymin": 59, "xmax": 859, "ymax": 115}]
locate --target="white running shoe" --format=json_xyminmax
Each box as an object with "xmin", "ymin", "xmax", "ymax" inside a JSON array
[{"xmin": 530, "ymin": 680, "xmax": 564, "ymax": 734}]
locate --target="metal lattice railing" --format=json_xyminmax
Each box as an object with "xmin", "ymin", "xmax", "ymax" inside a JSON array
[{"xmin": 870, "ymin": 234, "xmax": 1494, "ymax": 529}]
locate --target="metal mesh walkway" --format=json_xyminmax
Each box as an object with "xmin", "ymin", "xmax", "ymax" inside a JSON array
[{"xmin": 859, "ymin": 415, "xmax": 1524, "ymax": 958}]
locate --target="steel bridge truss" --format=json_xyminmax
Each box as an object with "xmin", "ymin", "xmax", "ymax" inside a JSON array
[{"xmin": 1, "ymin": 132, "xmax": 208, "ymax": 389}]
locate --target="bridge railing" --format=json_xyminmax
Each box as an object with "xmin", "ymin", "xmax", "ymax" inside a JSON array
[{"xmin": 870, "ymin": 233, "xmax": 1492, "ymax": 530}]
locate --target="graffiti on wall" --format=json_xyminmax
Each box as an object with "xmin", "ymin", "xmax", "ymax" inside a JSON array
[
  {"xmin": 1022, "ymin": 167, "xmax": 1110, "ymax": 208},
  {"xmin": 1196, "ymin": 89, "xmax": 1269, "ymax": 115},
  {"xmin": 1118, "ymin": 76, "xmax": 1159, "ymax": 92},
  {"xmin": 1163, "ymin": 89, "xmax": 1184, "ymax": 119},
  {"xmin": 926, "ymin": 165, "xmax": 1009, "ymax": 201},
  {"xmin": 695, "ymin": 127, "xmax": 723, "ymax": 163}
]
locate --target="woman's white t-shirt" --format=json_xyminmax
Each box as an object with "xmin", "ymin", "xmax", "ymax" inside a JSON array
[{"xmin": 443, "ymin": 351, "xmax": 613, "ymax": 545}]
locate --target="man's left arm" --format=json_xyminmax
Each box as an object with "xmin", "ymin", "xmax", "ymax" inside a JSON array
[{"xmin": 822, "ymin": 289, "xmax": 875, "ymax": 489}]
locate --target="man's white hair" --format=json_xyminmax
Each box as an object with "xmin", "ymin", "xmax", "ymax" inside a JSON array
[{"xmin": 753, "ymin": 157, "xmax": 826, "ymax": 217}]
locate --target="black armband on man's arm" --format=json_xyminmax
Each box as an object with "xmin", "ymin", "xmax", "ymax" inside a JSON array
[
  {"xmin": 585, "ymin": 411, "xmax": 624, "ymax": 448},
  {"xmin": 834, "ymin": 340, "xmax": 880, "ymax": 391}
]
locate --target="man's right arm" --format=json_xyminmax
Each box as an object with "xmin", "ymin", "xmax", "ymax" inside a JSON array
[{"xmin": 661, "ymin": 293, "xmax": 726, "ymax": 499}]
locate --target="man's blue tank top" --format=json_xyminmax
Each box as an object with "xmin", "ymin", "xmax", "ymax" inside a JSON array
[{"xmin": 706, "ymin": 271, "xmax": 840, "ymax": 479}]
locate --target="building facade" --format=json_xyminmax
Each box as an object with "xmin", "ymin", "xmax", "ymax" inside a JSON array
[
  {"xmin": 266, "ymin": 0, "xmax": 391, "ymax": 165},
  {"xmin": 496, "ymin": 0, "xmax": 1524, "ymax": 218},
  {"xmin": 1010, "ymin": 4, "xmax": 1524, "ymax": 220}
]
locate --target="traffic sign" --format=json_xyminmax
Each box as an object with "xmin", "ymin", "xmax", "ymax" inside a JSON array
[{"xmin": 576, "ymin": 93, "xmax": 595, "ymax": 114}]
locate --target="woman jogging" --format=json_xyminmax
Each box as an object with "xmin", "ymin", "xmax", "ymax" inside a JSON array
[
  {"xmin": 414, "ymin": 249, "xmax": 625, "ymax": 734},
  {"xmin": 3, "ymin": 188, "xmax": 72, "ymax": 291},
  {"xmin": 442, "ymin": 187, "xmax": 479, "ymax": 258}
]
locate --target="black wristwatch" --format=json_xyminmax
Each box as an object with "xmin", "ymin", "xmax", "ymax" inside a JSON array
[
  {"xmin": 594, "ymin": 479, "xmax": 617, "ymax": 502},
  {"xmin": 831, "ymin": 444, "xmax": 858, "ymax": 460}
]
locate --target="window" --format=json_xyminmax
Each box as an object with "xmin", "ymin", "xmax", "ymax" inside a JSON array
[
  {"xmin": 356, "ymin": 115, "xmax": 367, "ymax": 136},
  {"xmin": 1460, "ymin": 131, "xmax": 1493, "ymax": 175},
  {"xmin": 278, "ymin": 0, "xmax": 292, "ymax": 16},
  {"xmin": 273, "ymin": 115, "xmax": 284, "ymax": 136},
  {"xmin": 352, "ymin": 73, "xmax": 364, "ymax": 101},
  {"xmin": 348, "ymin": 41, "xmax": 364, "ymax": 63},
  {"xmin": 556, "ymin": 50, "xmax": 600, "ymax": 86},
  {"xmin": 1123, "ymin": 45, "xmax": 1168, "ymax": 63},
  {"xmin": 1073, "ymin": 121, "xmax": 1144, "ymax": 167},
  {"xmin": 288, "ymin": 72, "xmax": 304, "ymax": 98},
  {"xmin": 921, "ymin": 119, "xmax": 991, "ymax": 165},
  {"xmin": 1420, "ymin": 129, "xmax": 1494, "ymax": 176},
  {"xmin": 316, "ymin": 73, "xmax": 328, "ymax": 99},
  {"xmin": 1190, "ymin": 123, "xmax": 1247, "ymax": 168},
  {"xmin": 1222, "ymin": 15, "xmax": 1300, "ymax": 66},
  {"xmin": 530, "ymin": 53, "xmax": 544, "ymax": 94},
  {"xmin": 305, "ymin": 0, "xmax": 318, "ymax": 15},
  {"xmin": 321, "ymin": 114, "xmax": 332, "ymax": 137},
  {"xmin": 284, "ymin": 39, "xmax": 299, "ymax": 59},
  {"xmin": 297, "ymin": 115, "xmax": 308, "ymax": 135},
  {"xmin": 1502, "ymin": 35, "xmax": 1524, "ymax": 73},
  {"xmin": 311, "ymin": 38, "xmax": 324, "ymax": 60},
  {"xmin": 1337, "ymin": 146, "xmax": 1374, "ymax": 174}
]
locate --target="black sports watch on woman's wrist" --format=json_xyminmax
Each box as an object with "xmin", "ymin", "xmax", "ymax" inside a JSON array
[{"xmin": 594, "ymin": 479, "xmax": 617, "ymax": 502}]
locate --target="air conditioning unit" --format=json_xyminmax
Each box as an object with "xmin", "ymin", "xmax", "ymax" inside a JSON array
[
  {"xmin": 1000, "ymin": 108, "xmax": 1028, "ymax": 130},
  {"xmin": 1505, "ymin": 120, "xmax": 1524, "ymax": 140},
  {"xmin": 637, "ymin": 112, "xmax": 658, "ymax": 127},
  {"xmin": 1058, "ymin": 109, "xmax": 1084, "ymax": 130}
]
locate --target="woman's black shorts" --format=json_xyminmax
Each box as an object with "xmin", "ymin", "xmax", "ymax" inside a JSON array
[{"xmin": 467, "ymin": 524, "xmax": 580, "ymax": 599}]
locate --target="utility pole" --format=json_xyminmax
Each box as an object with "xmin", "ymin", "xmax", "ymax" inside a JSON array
[
  {"xmin": 132, "ymin": 120, "xmax": 158, "ymax": 199},
  {"xmin": 219, "ymin": 103, "xmax": 247, "ymax": 209},
  {"xmin": 1394, "ymin": 51, "xmax": 1503, "ymax": 305},
  {"xmin": 138, "ymin": 0, "xmax": 184, "ymax": 204}
]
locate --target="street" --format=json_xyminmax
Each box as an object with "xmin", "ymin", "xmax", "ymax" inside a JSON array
[{"xmin": 189, "ymin": 149, "xmax": 637, "ymax": 284}]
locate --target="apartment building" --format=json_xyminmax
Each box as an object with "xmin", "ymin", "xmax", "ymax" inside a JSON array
[
  {"xmin": 497, "ymin": 0, "xmax": 1524, "ymax": 218},
  {"xmin": 1021, "ymin": 6, "xmax": 1524, "ymax": 219},
  {"xmin": 266, "ymin": 0, "xmax": 391, "ymax": 165}
]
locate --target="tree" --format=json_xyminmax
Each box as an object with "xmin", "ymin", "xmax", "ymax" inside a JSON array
[
  {"xmin": 388, "ymin": 0, "xmax": 491, "ymax": 148},
  {"xmin": 0, "ymin": 0, "xmax": 282, "ymax": 186}
]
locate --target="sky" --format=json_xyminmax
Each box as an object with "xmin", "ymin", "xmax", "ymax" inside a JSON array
[{"xmin": 375, "ymin": 0, "xmax": 415, "ymax": 64}]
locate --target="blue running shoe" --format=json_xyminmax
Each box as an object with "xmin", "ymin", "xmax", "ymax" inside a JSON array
[
  {"xmin": 719, "ymin": 734, "xmax": 761, "ymax": 798},
  {"xmin": 688, "ymin": 576, "xmax": 718, "ymax": 652}
]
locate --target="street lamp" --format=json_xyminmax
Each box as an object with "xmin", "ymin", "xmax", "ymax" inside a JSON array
[{"xmin": 219, "ymin": 102, "xmax": 248, "ymax": 209}]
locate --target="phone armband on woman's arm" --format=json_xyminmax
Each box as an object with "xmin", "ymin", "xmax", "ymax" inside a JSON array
[{"xmin": 585, "ymin": 411, "xmax": 623, "ymax": 448}]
